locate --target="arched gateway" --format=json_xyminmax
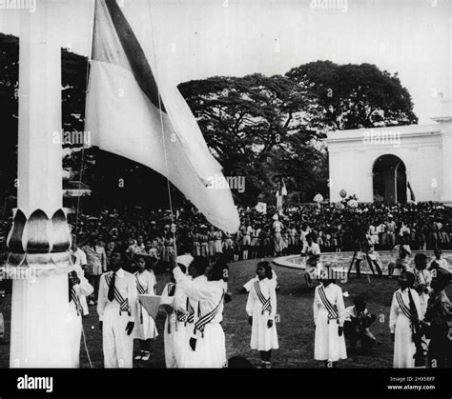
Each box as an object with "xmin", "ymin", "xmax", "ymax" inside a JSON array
[
  {"xmin": 372, "ymin": 154, "xmax": 407, "ymax": 203},
  {"xmin": 326, "ymin": 117, "xmax": 452, "ymax": 204}
]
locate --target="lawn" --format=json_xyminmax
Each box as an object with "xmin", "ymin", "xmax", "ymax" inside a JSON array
[{"xmin": 1, "ymin": 258, "xmax": 448, "ymax": 368}]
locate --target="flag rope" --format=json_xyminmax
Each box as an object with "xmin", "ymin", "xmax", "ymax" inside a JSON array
[
  {"xmin": 147, "ymin": 0, "xmax": 178, "ymax": 257},
  {"xmin": 70, "ymin": 0, "xmax": 97, "ymax": 369}
]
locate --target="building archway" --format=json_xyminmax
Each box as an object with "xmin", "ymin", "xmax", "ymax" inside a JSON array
[{"xmin": 372, "ymin": 154, "xmax": 407, "ymax": 203}]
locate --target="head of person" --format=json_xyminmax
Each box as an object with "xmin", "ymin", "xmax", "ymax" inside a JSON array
[
  {"xmin": 206, "ymin": 261, "xmax": 225, "ymax": 282},
  {"xmin": 137, "ymin": 235, "xmax": 144, "ymax": 246},
  {"xmin": 320, "ymin": 264, "xmax": 335, "ymax": 286},
  {"xmin": 414, "ymin": 253, "xmax": 428, "ymax": 271},
  {"xmin": 306, "ymin": 234, "xmax": 313, "ymax": 245},
  {"xmin": 110, "ymin": 250, "xmax": 123, "ymax": 272},
  {"xmin": 135, "ymin": 255, "xmax": 147, "ymax": 273},
  {"xmin": 145, "ymin": 240, "xmax": 152, "ymax": 250},
  {"xmin": 430, "ymin": 269, "xmax": 451, "ymax": 292},
  {"xmin": 256, "ymin": 261, "xmax": 272, "ymax": 280},
  {"xmin": 88, "ymin": 235, "xmax": 97, "ymax": 247},
  {"xmin": 188, "ymin": 256, "xmax": 209, "ymax": 278},
  {"xmin": 353, "ymin": 295, "xmax": 367, "ymax": 313},
  {"xmin": 398, "ymin": 271, "xmax": 415, "ymax": 290},
  {"xmin": 401, "ymin": 234, "xmax": 410, "ymax": 244},
  {"xmin": 434, "ymin": 248, "xmax": 442, "ymax": 259}
]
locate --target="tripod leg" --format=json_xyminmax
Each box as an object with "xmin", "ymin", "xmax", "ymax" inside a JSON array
[
  {"xmin": 373, "ymin": 260, "xmax": 383, "ymax": 276},
  {"xmin": 356, "ymin": 260, "xmax": 361, "ymax": 278},
  {"xmin": 366, "ymin": 253, "xmax": 376, "ymax": 276},
  {"xmin": 348, "ymin": 251, "xmax": 357, "ymax": 277}
]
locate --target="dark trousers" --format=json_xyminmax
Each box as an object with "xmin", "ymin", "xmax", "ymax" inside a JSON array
[{"xmin": 87, "ymin": 274, "xmax": 100, "ymax": 301}]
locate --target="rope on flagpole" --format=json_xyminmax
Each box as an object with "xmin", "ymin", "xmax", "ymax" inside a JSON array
[
  {"xmin": 74, "ymin": 0, "xmax": 96, "ymax": 245},
  {"xmin": 72, "ymin": 0, "xmax": 97, "ymax": 369},
  {"xmin": 147, "ymin": 0, "xmax": 178, "ymax": 257}
]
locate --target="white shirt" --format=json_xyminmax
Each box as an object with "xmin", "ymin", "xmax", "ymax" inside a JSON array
[
  {"xmin": 97, "ymin": 268, "xmax": 137, "ymax": 322},
  {"xmin": 173, "ymin": 267, "xmax": 224, "ymax": 336},
  {"xmin": 313, "ymin": 283, "xmax": 346, "ymax": 327},
  {"xmin": 72, "ymin": 248, "xmax": 87, "ymax": 267}
]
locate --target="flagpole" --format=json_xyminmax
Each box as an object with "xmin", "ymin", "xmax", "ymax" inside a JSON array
[{"xmin": 8, "ymin": 1, "xmax": 74, "ymax": 367}]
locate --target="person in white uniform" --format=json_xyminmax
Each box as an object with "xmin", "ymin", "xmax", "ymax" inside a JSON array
[
  {"xmin": 389, "ymin": 271, "xmax": 422, "ymax": 368},
  {"xmin": 161, "ymin": 253, "xmax": 194, "ymax": 368},
  {"xmin": 413, "ymin": 253, "xmax": 432, "ymax": 319},
  {"xmin": 313, "ymin": 266, "xmax": 347, "ymax": 367},
  {"xmin": 97, "ymin": 250, "xmax": 137, "ymax": 368},
  {"xmin": 244, "ymin": 260, "xmax": 279, "ymax": 368},
  {"xmin": 70, "ymin": 239, "xmax": 90, "ymax": 316},
  {"xmin": 67, "ymin": 262, "xmax": 93, "ymax": 367},
  {"xmin": 133, "ymin": 255, "xmax": 158, "ymax": 361},
  {"xmin": 302, "ymin": 234, "xmax": 321, "ymax": 288},
  {"xmin": 429, "ymin": 248, "xmax": 452, "ymax": 273},
  {"xmin": 172, "ymin": 256, "xmax": 227, "ymax": 368}
]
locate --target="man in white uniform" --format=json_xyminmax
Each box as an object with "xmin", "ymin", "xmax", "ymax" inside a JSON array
[
  {"xmin": 161, "ymin": 253, "xmax": 193, "ymax": 368},
  {"xmin": 97, "ymin": 251, "xmax": 137, "ymax": 368},
  {"xmin": 172, "ymin": 257, "xmax": 227, "ymax": 368},
  {"xmin": 67, "ymin": 264, "xmax": 93, "ymax": 367}
]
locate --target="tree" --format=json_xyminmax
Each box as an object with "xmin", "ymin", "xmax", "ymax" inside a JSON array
[
  {"xmin": 286, "ymin": 60, "xmax": 417, "ymax": 130},
  {"xmin": 178, "ymin": 73, "xmax": 327, "ymax": 203}
]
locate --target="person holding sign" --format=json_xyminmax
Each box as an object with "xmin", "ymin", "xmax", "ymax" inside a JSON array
[
  {"xmin": 133, "ymin": 255, "xmax": 158, "ymax": 361},
  {"xmin": 244, "ymin": 261, "xmax": 279, "ymax": 369},
  {"xmin": 313, "ymin": 265, "xmax": 347, "ymax": 367}
]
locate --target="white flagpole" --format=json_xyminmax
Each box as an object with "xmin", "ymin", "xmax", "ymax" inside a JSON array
[{"xmin": 8, "ymin": 1, "xmax": 74, "ymax": 367}]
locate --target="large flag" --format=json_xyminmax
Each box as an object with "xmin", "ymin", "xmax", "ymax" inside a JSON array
[{"xmin": 85, "ymin": 0, "xmax": 240, "ymax": 233}]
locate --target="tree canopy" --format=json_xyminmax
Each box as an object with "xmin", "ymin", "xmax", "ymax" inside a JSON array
[{"xmin": 286, "ymin": 60, "xmax": 418, "ymax": 130}]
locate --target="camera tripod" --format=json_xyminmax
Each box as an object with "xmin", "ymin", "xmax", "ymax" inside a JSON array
[{"xmin": 347, "ymin": 243, "xmax": 383, "ymax": 278}]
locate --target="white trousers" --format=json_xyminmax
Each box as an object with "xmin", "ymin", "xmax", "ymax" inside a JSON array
[{"xmin": 102, "ymin": 304, "xmax": 134, "ymax": 368}]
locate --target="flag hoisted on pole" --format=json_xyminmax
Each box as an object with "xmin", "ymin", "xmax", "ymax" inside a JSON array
[{"xmin": 85, "ymin": 0, "xmax": 240, "ymax": 233}]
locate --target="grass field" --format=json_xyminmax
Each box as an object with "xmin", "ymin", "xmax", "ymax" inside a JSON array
[{"xmin": 1, "ymin": 258, "xmax": 450, "ymax": 368}]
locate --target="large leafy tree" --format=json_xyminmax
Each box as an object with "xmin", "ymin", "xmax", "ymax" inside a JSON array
[
  {"xmin": 286, "ymin": 60, "xmax": 418, "ymax": 130},
  {"xmin": 178, "ymin": 73, "xmax": 327, "ymax": 203}
]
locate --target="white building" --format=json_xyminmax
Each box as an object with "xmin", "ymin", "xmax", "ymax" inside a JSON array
[{"xmin": 326, "ymin": 116, "xmax": 452, "ymax": 204}]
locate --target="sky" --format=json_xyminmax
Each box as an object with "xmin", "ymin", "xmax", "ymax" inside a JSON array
[{"xmin": 0, "ymin": 0, "xmax": 451, "ymax": 124}]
